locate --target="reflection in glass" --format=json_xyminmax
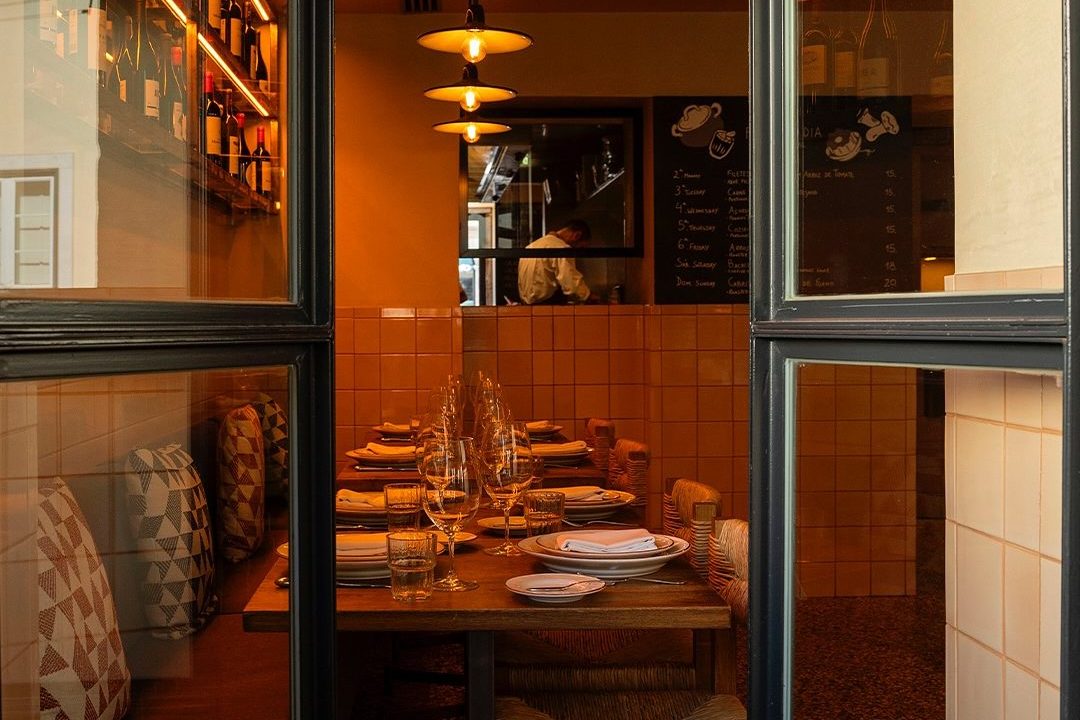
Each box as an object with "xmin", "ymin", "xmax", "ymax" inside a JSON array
[{"xmin": 793, "ymin": 363, "xmax": 1062, "ymax": 718}]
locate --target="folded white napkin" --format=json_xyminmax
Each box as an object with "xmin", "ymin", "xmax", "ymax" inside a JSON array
[
  {"xmin": 363, "ymin": 442, "xmax": 416, "ymax": 457},
  {"xmin": 378, "ymin": 422, "xmax": 411, "ymax": 433},
  {"xmin": 525, "ymin": 420, "xmax": 555, "ymax": 431},
  {"xmin": 336, "ymin": 490, "xmax": 385, "ymax": 508},
  {"xmin": 529, "ymin": 441, "xmax": 588, "ymax": 457},
  {"xmin": 556, "ymin": 486, "xmax": 607, "ymax": 503},
  {"xmin": 336, "ymin": 532, "xmax": 389, "ymax": 558},
  {"xmin": 556, "ymin": 529, "xmax": 656, "ymax": 554}
]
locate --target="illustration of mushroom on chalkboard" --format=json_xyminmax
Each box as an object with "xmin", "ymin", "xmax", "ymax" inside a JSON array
[
  {"xmin": 825, "ymin": 107, "xmax": 901, "ymax": 163},
  {"xmin": 672, "ymin": 102, "xmax": 737, "ymax": 160}
]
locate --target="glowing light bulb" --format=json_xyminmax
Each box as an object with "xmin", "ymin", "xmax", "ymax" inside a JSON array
[
  {"xmin": 463, "ymin": 123, "xmax": 481, "ymax": 143},
  {"xmin": 460, "ymin": 88, "xmax": 481, "ymax": 112},
  {"xmin": 462, "ymin": 34, "xmax": 487, "ymax": 63}
]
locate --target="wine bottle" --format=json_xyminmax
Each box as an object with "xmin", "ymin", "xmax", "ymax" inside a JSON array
[
  {"xmin": 64, "ymin": 0, "xmax": 80, "ymax": 62},
  {"xmin": 800, "ymin": 0, "xmax": 831, "ymax": 98},
  {"xmin": 133, "ymin": 0, "xmax": 160, "ymax": 118},
  {"xmin": 203, "ymin": 72, "xmax": 223, "ymax": 164},
  {"xmin": 54, "ymin": 0, "xmax": 69, "ymax": 58},
  {"xmin": 163, "ymin": 46, "xmax": 187, "ymax": 140},
  {"xmin": 39, "ymin": 0, "xmax": 58, "ymax": 45},
  {"xmin": 857, "ymin": 0, "xmax": 899, "ymax": 97},
  {"xmin": 113, "ymin": 14, "xmax": 135, "ymax": 102},
  {"xmin": 223, "ymin": 88, "xmax": 240, "ymax": 178},
  {"xmin": 251, "ymin": 29, "xmax": 269, "ymax": 92},
  {"xmin": 249, "ymin": 124, "xmax": 272, "ymax": 197},
  {"xmin": 225, "ymin": 0, "xmax": 243, "ymax": 60},
  {"xmin": 207, "ymin": 0, "xmax": 222, "ymax": 39},
  {"xmin": 243, "ymin": 1, "xmax": 257, "ymax": 69},
  {"xmin": 81, "ymin": 0, "xmax": 107, "ymax": 83},
  {"xmin": 929, "ymin": 16, "xmax": 952, "ymax": 97},
  {"xmin": 832, "ymin": 24, "xmax": 858, "ymax": 94},
  {"xmin": 236, "ymin": 112, "xmax": 252, "ymax": 182}
]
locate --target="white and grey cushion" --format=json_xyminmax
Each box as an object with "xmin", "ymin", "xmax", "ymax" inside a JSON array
[
  {"xmin": 250, "ymin": 391, "xmax": 289, "ymax": 498},
  {"xmin": 37, "ymin": 477, "xmax": 132, "ymax": 720},
  {"xmin": 124, "ymin": 444, "xmax": 217, "ymax": 639},
  {"xmin": 217, "ymin": 404, "xmax": 266, "ymax": 562}
]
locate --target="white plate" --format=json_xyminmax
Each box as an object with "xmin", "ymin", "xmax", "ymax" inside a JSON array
[
  {"xmin": 535, "ymin": 532, "xmax": 675, "ymax": 559},
  {"xmin": 477, "ymin": 516, "xmax": 527, "ymax": 536},
  {"xmin": 562, "ymin": 491, "xmax": 635, "ymax": 520},
  {"xmin": 505, "ymin": 573, "xmax": 606, "ymax": 603},
  {"xmin": 432, "ymin": 530, "xmax": 477, "ymax": 544},
  {"xmin": 526, "ymin": 424, "xmax": 563, "ymax": 438},
  {"xmin": 518, "ymin": 535, "xmax": 690, "ymax": 579},
  {"xmin": 372, "ymin": 424, "xmax": 413, "ymax": 437},
  {"xmin": 346, "ymin": 451, "xmax": 417, "ymax": 467}
]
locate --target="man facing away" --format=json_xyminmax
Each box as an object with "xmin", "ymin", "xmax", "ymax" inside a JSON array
[{"xmin": 516, "ymin": 219, "xmax": 593, "ymax": 305}]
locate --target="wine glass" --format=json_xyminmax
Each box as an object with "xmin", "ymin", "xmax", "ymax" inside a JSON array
[
  {"xmin": 421, "ymin": 436, "xmax": 482, "ymax": 591},
  {"xmin": 480, "ymin": 421, "xmax": 534, "ymax": 556}
]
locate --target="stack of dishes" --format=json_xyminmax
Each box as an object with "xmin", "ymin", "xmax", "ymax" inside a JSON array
[
  {"xmin": 518, "ymin": 529, "xmax": 689, "ymax": 579},
  {"xmin": 346, "ymin": 442, "xmax": 417, "ymax": 468},
  {"xmin": 372, "ymin": 421, "xmax": 413, "ymax": 438},
  {"xmin": 277, "ymin": 532, "xmax": 419, "ymax": 579},
  {"xmin": 556, "ymin": 485, "xmax": 635, "ymax": 520},
  {"xmin": 524, "ymin": 420, "xmax": 563, "ymax": 441},
  {"xmin": 527, "ymin": 440, "xmax": 591, "ymax": 467},
  {"xmin": 336, "ymin": 489, "xmax": 389, "ymax": 528}
]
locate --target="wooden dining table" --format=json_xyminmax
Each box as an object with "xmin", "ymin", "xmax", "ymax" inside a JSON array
[{"xmin": 242, "ymin": 522, "xmax": 733, "ymax": 720}]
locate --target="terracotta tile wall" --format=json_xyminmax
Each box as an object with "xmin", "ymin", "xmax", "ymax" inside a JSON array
[{"xmin": 795, "ymin": 365, "xmax": 919, "ymax": 598}]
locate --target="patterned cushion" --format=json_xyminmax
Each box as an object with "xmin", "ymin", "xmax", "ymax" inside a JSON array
[
  {"xmin": 124, "ymin": 444, "xmax": 217, "ymax": 639},
  {"xmin": 37, "ymin": 477, "xmax": 131, "ymax": 720},
  {"xmin": 250, "ymin": 391, "xmax": 289, "ymax": 498},
  {"xmin": 218, "ymin": 404, "xmax": 266, "ymax": 562}
]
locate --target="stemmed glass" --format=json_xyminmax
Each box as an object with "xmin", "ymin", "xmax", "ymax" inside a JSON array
[
  {"xmin": 420, "ymin": 436, "xmax": 482, "ymax": 591},
  {"xmin": 480, "ymin": 421, "xmax": 535, "ymax": 556}
]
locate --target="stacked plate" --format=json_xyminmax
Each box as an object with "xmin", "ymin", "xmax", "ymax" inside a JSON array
[
  {"xmin": 525, "ymin": 421, "xmax": 563, "ymax": 441},
  {"xmin": 346, "ymin": 442, "xmax": 417, "ymax": 468},
  {"xmin": 527, "ymin": 440, "xmax": 590, "ymax": 467},
  {"xmin": 371, "ymin": 422, "xmax": 414, "ymax": 438},
  {"xmin": 518, "ymin": 530, "xmax": 689, "ymax": 579},
  {"xmin": 336, "ymin": 490, "xmax": 389, "ymax": 527},
  {"xmin": 557, "ymin": 486, "xmax": 636, "ymax": 521},
  {"xmin": 277, "ymin": 532, "xmax": 395, "ymax": 579}
]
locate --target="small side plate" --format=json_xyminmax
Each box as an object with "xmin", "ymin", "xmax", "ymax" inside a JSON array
[{"xmin": 506, "ymin": 573, "xmax": 606, "ymax": 604}]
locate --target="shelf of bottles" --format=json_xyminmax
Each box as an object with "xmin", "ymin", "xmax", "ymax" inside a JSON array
[{"xmin": 29, "ymin": 0, "xmax": 282, "ymax": 214}]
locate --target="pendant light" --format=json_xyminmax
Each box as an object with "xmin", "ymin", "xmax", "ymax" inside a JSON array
[
  {"xmin": 417, "ymin": 1, "xmax": 533, "ymax": 64},
  {"xmin": 433, "ymin": 112, "xmax": 511, "ymax": 144},
  {"xmin": 425, "ymin": 63, "xmax": 516, "ymax": 112}
]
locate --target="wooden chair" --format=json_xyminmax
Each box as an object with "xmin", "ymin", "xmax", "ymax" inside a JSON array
[{"xmin": 495, "ymin": 520, "xmax": 749, "ymax": 720}]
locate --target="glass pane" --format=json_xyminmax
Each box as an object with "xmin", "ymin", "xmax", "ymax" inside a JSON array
[
  {"xmin": 5, "ymin": 0, "xmax": 289, "ymax": 301},
  {"xmin": 0, "ymin": 367, "xmax": 292, "ymax": 718},
  {"xmin": 793, "ymin": 363, "xmax": 1062, "ymax": 718},
  {"xmin": 794, "ymin": 0, "xmax": 1062, "ymax": 297}
]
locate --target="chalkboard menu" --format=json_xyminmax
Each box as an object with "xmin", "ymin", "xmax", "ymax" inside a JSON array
[
  {"xmin": 654, "ymin": 96, "xmax": 750, "ymax": 304},
  {"xmin": 798, "ymin": 97, "xmax": 915, "ymax": 295}
]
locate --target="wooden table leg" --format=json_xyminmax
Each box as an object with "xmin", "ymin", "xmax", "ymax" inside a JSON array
[
  {"xmin": 693, "ymin": 628, "xmax": 737, "ymax": 695},
  {"xmin": 466, "ymin": 630, "xmax": 495, "ymax": 720}
]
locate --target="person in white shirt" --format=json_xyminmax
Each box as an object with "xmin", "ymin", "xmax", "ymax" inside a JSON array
[{"xmin": 516, "ymin": 220, "xmax": 593, "ymax": 305}]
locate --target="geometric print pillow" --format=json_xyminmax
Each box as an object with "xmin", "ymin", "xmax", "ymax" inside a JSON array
[
  {"xmin": 250, "ymin": 391, "xmax": 289, "ymax": 499},
  {"xmin": 37, "ymin": 477, "xmax": 132, "ymax": 720},
  {"xmin": 124, "ymin": 444, "xmax": 217, "ymax": 640},
  {"xmin": 217, "ymin": 404, "xmax": 266, "ymax": 562}
]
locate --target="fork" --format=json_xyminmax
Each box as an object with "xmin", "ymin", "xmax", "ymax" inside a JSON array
[
  {"xmin": 561, "ymin": 519, "xmax": 637, "ymax": 528},
  {"xmin": 528, "ymin": 576, "xmax": 687, "ymax": 592}
]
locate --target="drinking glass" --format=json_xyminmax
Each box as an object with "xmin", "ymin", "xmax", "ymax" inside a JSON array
[
  {"xmin": 421, "ymin": 437, "xmax": 482, "ymax": 591},
  {"xmin": 386, "ymin": 531, "xmax": 437, "ymax": 601},
  {"xmin": 524, "ymin": 490, "xmax": 565, "ymax": 536},
  {"xmin": 384, "ymin": 483, "xmax": 422, "ymax": 531},
  {"xmin": 481, "ymin": 421, "xmax": 534, "ymax": 556}
]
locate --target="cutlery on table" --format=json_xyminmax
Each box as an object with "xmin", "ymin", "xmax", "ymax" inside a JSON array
[
  {"xmin": 561, "ymin": 519, "xmax": 637, "ymax": 528},
  {"xmin": 528, "ymin": 577, "xmax": 686, "ymax": 592}
]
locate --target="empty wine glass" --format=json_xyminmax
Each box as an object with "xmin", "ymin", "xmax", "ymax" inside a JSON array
[
  {"xmin": 480, "ymin": 421, "xmax": 534, "ymax": 556},
  {"xmin": 421, "ymin": 436, "xmax": 482, "ymax": 591}
]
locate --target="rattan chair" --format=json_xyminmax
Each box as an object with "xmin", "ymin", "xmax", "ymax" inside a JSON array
[
  {"xmin": 608, "ymin": 438, "xmax": 649, "ymax": 506},
  {"xmin": 663, "ymin": 478, "xmax": 723, "ymax": 577},
  {"xmin": 495, "ymin": 519, "xmax": 749, "ymax": 720},
  {"xmin": 584, "ymin": 417, "xmax": 616, "ymax": 472}
]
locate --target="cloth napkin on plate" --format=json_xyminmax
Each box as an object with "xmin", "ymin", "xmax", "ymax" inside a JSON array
[
  {"xmin": 363, "ymin": 442, "xmax": 416, "ymax": 457},
  {"xmin": 556, "ymin": 529, "xmax": 656, "ymax": 553},
  {"xmin": 556, "ymin": 486, "xmax": 607, "ymax": 503},
  {"xmin": 336, "ymin": 532, "xmax": 389, "ymax": 558},
  {"xmin": 378, "ymin": 422, "xmax": 411, "ymax": 433},
  {"xmin": 336, "ymin": 490, "xmax": 385, "ymax": 508},
  {"xmin": 525, "ymin": 420, "xmax": 555, "ymax": 431},
  {"xmin": 529, "ymin": 440, "xmax": 588, "ymax": 457}
]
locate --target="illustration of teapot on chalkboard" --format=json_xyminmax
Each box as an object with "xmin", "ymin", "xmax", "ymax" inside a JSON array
[{"xmin": 672, "ymin": 102, "xmax": 737, "ymax": 161}]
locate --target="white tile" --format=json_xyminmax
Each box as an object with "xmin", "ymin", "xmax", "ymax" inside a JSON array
[
  {"xmin": 1039, "ymin": 558, "xmax": 1061, "ymax": 685},
  {"xmin": 956, "ymin": 633, "xmax": 1004, "ymax": 720},
  {"xmin": 946, "ymin": 625, "xmax": 957, "ymax": 720},
  {"xmin": 1041, "ymin": 376, "xmax": 1062, "ymax": 431},
  {"xmin": 1003, "ymin": 428, "xmax": 1041, "ymax": 551},
  {"xmin": 946, "ymin": 520, "xmax": 957, "ymax": 626},
  {"xmin": 1003, "ymin": 546, "xmax": 1040, "ymax": 672},
  {"xmin": 1004, "ymin": 372, "xmax": 1043, "ymax": 428},
  {"xmin": 953, "ymin": 370, "xmax": 1005, "ymax": 422},
  {"xmin": 1039, "ymin": 682, "xmax": 1060, "ymax": 720},
  {"xmin": 954, "ymin": 417, "xmax": 1005, "ymax": 536},
  {"xmin": 956, "ymin": 526, "xmax": 1004, "ymax": 651},
  {"xmin": 946, "ymin": 414, "xmax": 957, "ymax": 519},
  {"xmin": 1003, "ymin": 662, "xmax": 1038, "ymax": 720},
  {"xmin": 1039, "ymin": 433, "xmax": 1062, "ymax": 561}
]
